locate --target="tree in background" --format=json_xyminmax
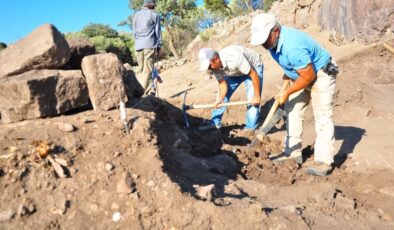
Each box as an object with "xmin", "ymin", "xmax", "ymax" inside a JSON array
[
  {"xmin": 66, "ymin": 24, "xmax": 134, "ymax": 64},
  {"xmin": 204, "ymin": 0, "xmax": 232, "ymax": 16},
  {"xmin": 0, "ymin": 42, "xmax": 6, "ymax": 51},
  {"xmin": 82, "ymin": 23, "xmax": 119, "ymax": 38},
  {"xmin": 122, "ymin": 0, "xmax": 199, "ymax": 60},
  {"xmin": 230, "ymin": 0, "xmax": 268, "ymax": 16}
]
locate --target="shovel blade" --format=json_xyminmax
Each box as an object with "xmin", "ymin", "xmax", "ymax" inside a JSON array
[{"xmin": 259, "ymin": 107, "xmax": 284, "ymax": 135}]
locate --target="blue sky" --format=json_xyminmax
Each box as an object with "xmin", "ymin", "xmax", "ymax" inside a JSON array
[{"xmin": 0, "ymin": 0, "xmax": 204, "ymax": 44}]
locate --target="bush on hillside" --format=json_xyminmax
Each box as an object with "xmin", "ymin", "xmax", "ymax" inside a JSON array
[
  {"xmin": 66, "ymin": 27, "xmax": 135, "ymax": 65},
  {"xmin": 0, "ymin": 42, "xmax": 6, "ymax": 51},
  {"xmin": 82, "ymin": 23, "xmax": 119, "ymax": 38}
]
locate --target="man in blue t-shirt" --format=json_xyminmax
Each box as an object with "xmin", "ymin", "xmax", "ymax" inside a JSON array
[{"xmin": 251, "ymin": 13, "xmax": 339, "ymax": 176}]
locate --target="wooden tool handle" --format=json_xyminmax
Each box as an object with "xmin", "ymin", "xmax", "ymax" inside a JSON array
[
  {"xmin": 188, "ymin": 101, "xmax": 251, "ymax": 109},
  {"xmin": 383, "ymin": 43, "xmax": 394, "ymax": 55},
  {"xmin": 260, "ymin": 79, "xmax": 290, "ymax": 129}
]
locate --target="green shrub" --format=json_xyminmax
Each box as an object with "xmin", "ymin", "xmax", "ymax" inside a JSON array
[
  {"xmin": 264, "ymin": 0, "xmax": 278, "ymax": 12},
  {"xmin": 0, "ymin": 42, "xmax": 7, "ymax": 51},
  {"xmin": 199, "ymin": 30, "xmax": 212, "ymax": 42}
]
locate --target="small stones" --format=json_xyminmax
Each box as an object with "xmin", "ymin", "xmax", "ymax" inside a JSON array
[
  {"xmin": 112, "ymin": 212, "xmax": 122, "ymax": 222},
  {"xmin": 172, "ymin": 139, "xmax": 182, "ymax": 148},
  {"xmin": 334, "ymin": 193, "xmax": 356, "ymax": 210},
  {"xmin": 193, "ymin": 184, "xmax": 215, "ymax": 201},
  {"xmin": 57, "ymin": 122, "xmax": 75, "ymax": 132},
  {"xmin": 0, "ymin": 209, "xmax": 16, "ymax": 222},
  {"xmin": 147, "ymin": 180, "xmax": 156, "ymax": 187},
  {"xmin": 116, "ymin": 172, "xmax": 136, "ymax": 194},
  {"xmin": 17, "ymin": 199, "xmax": 36, "ymax": 217},
  {"xmin": 113, "ymin": 151, "xmax": 122, "ymax": 157},
  {"xmin": 105, "ymin": 163, "xmax": 114, "ymax": 172}
]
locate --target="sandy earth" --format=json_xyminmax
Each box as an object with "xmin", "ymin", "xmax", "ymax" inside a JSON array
[{"xmin": 1, "ymin": 18, "xmax": 394, "ymax": 230}]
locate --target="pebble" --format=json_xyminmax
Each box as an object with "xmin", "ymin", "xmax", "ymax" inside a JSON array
[
  {"xmin": 116, "ymin": 172, "xmax": 136, "ymax": 194},
  {"xmin": 147, "ymin": 180, "xmax": 156, "ymax": 187},
  {"xmin": 172, "ymin": 139, "xmax": 182, "ymax": 148},
  {"xmin": 58, "ymin": 122, "xmax": 75, "ymax": 132},
  {"xmin": 334, "ymin": 194, "xmax": 356, "ymax": 209},
  {"xmin": 112, "ymin": 212, "xmax": 122, "ymax": 222},
  {"xmin": 82, "ymin": 117, "xmax": 95, "ymax": 123},
  {"xmin": 105, "ymin": 163, "xmax": 114, "ymax": 172},
  {"xmin": 113, "ymin": 152, "xmax": 122, "ymax": 157},
  {"xmin": 0, "ymin": 209, "xmax": 15, "ymax": 222},
  {"xmin": 194, "ymin": 184, "xmax": 215, "ymax": 201}
]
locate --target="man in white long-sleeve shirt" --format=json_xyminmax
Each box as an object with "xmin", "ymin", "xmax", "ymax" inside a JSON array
[{"xmin": 133, "ymin": 0, "xmax": 162, "ymax": 94}]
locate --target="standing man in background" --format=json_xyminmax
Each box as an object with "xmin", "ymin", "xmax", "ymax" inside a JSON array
[
  {"xmin": 133, "ymin": 0, "xmax": 162, "ymax": 95},
  {"xmin": 251, "ymin": 13, "xmax": 339, "ymax": 176}
]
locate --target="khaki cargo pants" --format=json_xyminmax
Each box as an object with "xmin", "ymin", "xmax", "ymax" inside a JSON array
[
  {"xmin": 136, "ymin": 48, "xmax": 155, "ymax": 92},
  {"xmin": 284, "ymin": 69, "xmax": 337, "ymax": 165}
]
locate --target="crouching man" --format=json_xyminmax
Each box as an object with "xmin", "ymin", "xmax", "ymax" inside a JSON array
[{"xmin": 198, "ymin": 45, "xmax": 264, "ymax": 131}]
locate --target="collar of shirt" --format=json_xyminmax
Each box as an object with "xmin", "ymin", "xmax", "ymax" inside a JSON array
[{"xmin": 274, "ymin": 26, "xmax": 286, "ymax": 54}]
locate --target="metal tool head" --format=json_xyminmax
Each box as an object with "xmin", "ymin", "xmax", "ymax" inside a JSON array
[{"xmin": 182, "ymin": 91, "xmax": 190, "ymax": 128}]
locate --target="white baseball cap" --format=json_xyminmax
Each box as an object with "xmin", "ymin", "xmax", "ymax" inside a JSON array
[
  {"xmin": 198, "ymin": 48, "xmax": 216, "ymax": 71},
  {"xmin": 251, "ymin": 13, "xmax": 277, "ymax": 46}
]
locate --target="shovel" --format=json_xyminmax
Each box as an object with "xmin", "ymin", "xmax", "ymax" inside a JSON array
[{"xmin": 249, "ymin": 79, "xmax": 290, "ymax": 146}]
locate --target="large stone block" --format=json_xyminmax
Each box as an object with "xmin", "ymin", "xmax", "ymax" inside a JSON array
[
  {"xmin": 0, "ymin": 70, "xmax": 89, "ymax": 123},
  {"xmin": 81, "ymin": 53, "xmax": 127, "ymax": 111},
  {"xmin": 0, "ymin": 24, "xmax": 71, "ymax": 78},
  {"xmin": 64, "ymin": 38, "xmax": 96, "ymax": 69}
]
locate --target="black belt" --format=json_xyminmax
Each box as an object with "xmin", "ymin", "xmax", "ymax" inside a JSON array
[{"xmin": 321, "ymin": 58, "xmax": 339, "ymax": 75}]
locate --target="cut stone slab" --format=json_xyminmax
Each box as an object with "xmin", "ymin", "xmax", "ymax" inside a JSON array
[
  {"xmin": 64, "ymin": 38, "xmax": 96, "ymax": 69},
  {"xmin": 0, "ymin": 24, "xmax": 70, "ymax": 78},
  {"xmin": 0, "ymin": 69, "xmax": 89, "ymax": 123},
  {"xmin": 81, "ymin": 53, "xmax": 127, "ymax": 111}
]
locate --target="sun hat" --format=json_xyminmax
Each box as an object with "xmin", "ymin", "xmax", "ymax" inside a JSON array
[
  {"xmin": 251, "ymin": 13, "xmax": 277, "ymax": 46},
  {"xmin": 198, "ymin": 48, "xmax": 216, "ymax": 71}
]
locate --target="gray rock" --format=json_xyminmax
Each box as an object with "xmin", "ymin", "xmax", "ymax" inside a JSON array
[
  {"xmin": 58, "ymin": 122, "xmax": 75, "ymax": 132},
  {"xmin": 0, "ymin": 24, "xmax": 70, "ymax": 78},
  {"xmin": 0, "ymin": 209, "xmax": 15, "ymax": 222},
  {"xmin": 194, "ymin": 184, "xmax": 215, "ymax": 201},
  {"xmin": 0, "ymin": 69, "xmax": 89, "ymax": 123},
  {"xmin": 116, "ymin": 172, "xmax": 136, "ymax": 194},
  {"xmin": 319, "ymin": 0, "xmax": 394, "ymax": 43},
  {"xmin": 64, "ymin": 38, "xmax": 96, "ymax": 69},
  {"xmin": 105, "ymin": 163, "xmax": 114, "ymax": 172},
  {"xmin": 334, "ymin": 194, "xmax": 356, "ymax": 209},
  {"xmin": 81, "ymin": 53, "xmax": 127, "ymax": 111}
]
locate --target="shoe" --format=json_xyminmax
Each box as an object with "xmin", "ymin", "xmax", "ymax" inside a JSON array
[
  {"xmin": 270, "ymin": 152, "xmax": 303, "ymax": 164},
  {"xmin": 305, "ymin": 161, "xmax": 332, "ymax": 176},
  {"xmin": 198, "ymin": 122, "xmax": 220, "ymax": 131}
]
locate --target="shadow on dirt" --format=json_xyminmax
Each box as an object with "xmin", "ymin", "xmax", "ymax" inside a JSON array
[
  {"xmin": 334, "ymin": 125, "xmax": 366, "ymax": 167},
  {"xmin": 301, "ymin": 125, "xmax": 366, "ymax": 168},
  {"xmin": 130, "ymin": 96, "xmax": 254, "ymax": 203}
]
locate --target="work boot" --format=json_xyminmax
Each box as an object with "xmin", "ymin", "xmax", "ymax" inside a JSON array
[
  {"xmin": 198, "ymin": 122, "xmax": 220, "ymax": 131},
  {"xmin": 305, "ymin": 161, "xmax": 332, "ymax": 176},
  {"xmin": 270, "ymin": 152, "xmax": 303, "ymax": 164}
]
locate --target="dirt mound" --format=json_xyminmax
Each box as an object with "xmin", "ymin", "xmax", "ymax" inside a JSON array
[
  {"xmin": 2, "ymin": 96, "xmax": 394, "ymax": 229},
  {"xmin": 334, "ymin": 40, "xmax": 394, "ymax": 118}
]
